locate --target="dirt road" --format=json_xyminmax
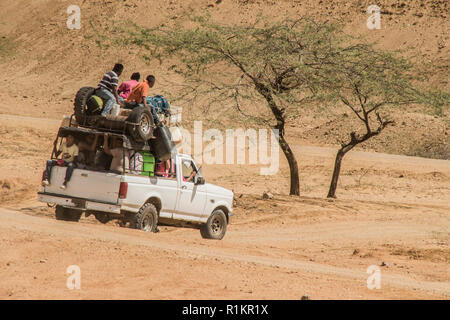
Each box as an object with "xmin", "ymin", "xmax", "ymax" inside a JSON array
[{"xmin": 1, "ymin": 194, "xmax": 449, "ymax": 299}]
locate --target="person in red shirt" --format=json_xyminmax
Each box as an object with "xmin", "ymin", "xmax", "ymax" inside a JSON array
[
  {"xmin": 118, "ymin": 72, "xmax": 140, "ymax": 99},
  {"xmin": 156, "ymin": 159, "xmax": 171, "ymax": 178}
]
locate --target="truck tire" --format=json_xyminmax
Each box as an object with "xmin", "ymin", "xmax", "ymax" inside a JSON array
[
  {"xmin": 200, "ymin": 209, "xmax": 227, "ymax": 240},
  {"xmin": 55, "ymin": 205, "xmax": 82, "ymax": 222},
  {"xmin": 74, "ymin": 86, "xmax": 96, "ymax": 126},
  {"xmin": 131, "ymin": 203, "xmax": 158, "ymax": 232},
  {"xmin": 149, "ymin": 125, "xmax": 175, "ymax": 161},
  {"xmin": 126, "ymin": 107, "xmax": 154, "ymax": 142}
]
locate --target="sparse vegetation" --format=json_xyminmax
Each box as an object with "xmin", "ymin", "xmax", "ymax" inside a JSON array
[
  {"xmin": 324, "ymin": 43, "xmax": 449, "ymax": 198},
  {"xmin": 0, "ymin": 36, "xmax": 15, "ymax": 57},
  {"xmin": 117, "ymin": 16, "xmax": 350, "ymax": 195},
  {"xmin": 406, "ymin": 138, "xmax": 450, "ymax": 160},
  {"xmin": 116, "ymin": 15, "xmax": 449, "ymax": 198}
]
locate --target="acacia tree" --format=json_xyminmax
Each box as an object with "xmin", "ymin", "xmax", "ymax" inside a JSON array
[
  {"xmin": 120, "ymin": 17, "xmax": 349, "ymax": 196},
  {"xmin": 325, "ymin": 45, "xmax": 449, "ymax": 198},
  {"xmin": 114, "ymin": 16, "xmax": 448, "ymax": 197}
]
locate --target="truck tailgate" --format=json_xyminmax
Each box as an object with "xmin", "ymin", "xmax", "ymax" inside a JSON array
[{"xmin": 43, "ymin": 166, "xmax": 121, "ymax": 204}]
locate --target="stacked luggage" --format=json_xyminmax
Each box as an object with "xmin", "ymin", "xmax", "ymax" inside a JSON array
[
  {"xmin": 72, "ymin": 86, "xmax": 177, "ymax": 175},
  {"xmin": 139, "ymin": 151, "xmax": 156, "ymax": 177}
]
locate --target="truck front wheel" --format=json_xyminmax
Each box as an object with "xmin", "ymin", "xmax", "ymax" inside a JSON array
[
  {"xmin": 55, "ymin": 205, "xmax": 82, "ymax": 222},
  {"xmin": 131, "ymin": 203, "xmax": 158, "ymax": 232},
  {"xmin": 200, "ymin": 209, "xmax": 227, "ymax": 240}
]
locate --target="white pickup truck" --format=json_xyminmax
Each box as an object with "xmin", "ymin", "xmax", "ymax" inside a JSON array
[{"xmin": 38, "ymin": 150, "xmax": 233, "ymax": 240}]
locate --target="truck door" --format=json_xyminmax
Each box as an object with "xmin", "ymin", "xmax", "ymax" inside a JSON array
[{"xmin": 174, "ymin": 158, "xmax": 207, "ymax": 221}]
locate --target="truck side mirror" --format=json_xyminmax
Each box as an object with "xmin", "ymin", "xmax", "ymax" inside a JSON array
[{"xmin": 195, "ymin": 176, "xmax": 206, "ymax": 185}]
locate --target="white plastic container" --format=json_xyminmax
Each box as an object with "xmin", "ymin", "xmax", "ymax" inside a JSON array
[
  {"xmin": 169, "ymin": 126, "xmax": 183, "ymax": 144},
  {"xmin": 110, "ymin": 103, "xmax": 121, "ymax": 116}
]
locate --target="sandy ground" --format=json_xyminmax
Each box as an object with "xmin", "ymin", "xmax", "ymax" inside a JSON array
[{"xmin": 0, "ymin": 115, "xmax": 449, "ymax": 299}]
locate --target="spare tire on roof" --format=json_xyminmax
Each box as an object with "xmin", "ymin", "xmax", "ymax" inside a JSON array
[
  {"xmin": 74, "ymin": 86, "xmax": 96, "ymax": 126},
  {"xmin": 126, "ymin": 106, "xmax": 154, "ymax": 142}
]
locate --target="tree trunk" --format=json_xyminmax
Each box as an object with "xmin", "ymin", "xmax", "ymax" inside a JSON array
[
  {"xmin": 278, "ymin": 133, "xmax": 300, "ymax": 196},
  {"xmin": 254, "ymin": 83, "xmax": 300, "ymax": 196},
  {"xmin": 327, "ymin": 148, "xmax": 347, "ymax": 198}
]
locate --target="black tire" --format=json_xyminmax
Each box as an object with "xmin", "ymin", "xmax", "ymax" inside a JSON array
[
  {"xmin": 74, "ymin": 86, "xmax": 96, "ymax": 126},
  {"xmin": 94, "ymin": 212, "xmax": 111, "ymax": 224},
  {"xmin": 200, "ymin": 209, "xmax": 227, "ymax": 240},
  {"xmin": 126, "ymin": 106, "xmax": 154, "ymax": 142},
  {"xmin": 149, "ymin": 125, "xmax": 175, "ymax": 161},
  {"xmin": 55, "ymin": 205, "xmax": 82, "ymax": 222},
  {"xmin": 130, "ymin": 203, "xmax": 158, "ymax": 232}
]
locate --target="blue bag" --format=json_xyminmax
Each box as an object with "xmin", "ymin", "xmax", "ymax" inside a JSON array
[{"xmin": 146, "ymin": 95, "xmax": 170, "ymax": 115}]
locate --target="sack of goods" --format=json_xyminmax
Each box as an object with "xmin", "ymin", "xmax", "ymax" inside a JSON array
[
  {"xmin": 86, "ymin": 95, "xmax": 103, "ymax": 115},
  {"xmin": 147, "ymin": 95, "xmax": 171, "ymax": 116}
]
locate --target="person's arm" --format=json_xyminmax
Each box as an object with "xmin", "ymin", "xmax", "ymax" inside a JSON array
[
  {"xmin": 53, "ymin": 139, "xmax": 62, "ymax": 158},
  {"xmin": 142, "ymin": 95, "xmax": 150, "ymax": 109},
  {"xmin": 142, "ymin": 85, "xmax": 150, "ymax": 108},
  {"xmin": 89, "ymin": 134, "xmax": 99, "ymax": 152},
  {"xmin": 54, "ymin": 149, "xmax": 62, "ymax": 158},
  {"xmin": 117, "ymin": 82, "xmax": 125, "ymax": 94},
  {"xmin": 113, "ymin": 85, "xmax": 124, "ymax": 107},
  {"xmin": 103, "ymin": 134, "xmax": 112, "ymax": 155},
  {"xmin": 186, "ymin": 170, "xmax": 197, "ymax": 183}
]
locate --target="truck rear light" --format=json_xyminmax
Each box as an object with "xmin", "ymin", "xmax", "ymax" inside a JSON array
[{"xmin": 119, "ymin": 182, "xmax": 128, "ymax": 199}]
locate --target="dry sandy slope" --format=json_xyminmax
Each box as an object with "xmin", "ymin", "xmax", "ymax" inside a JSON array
[{"xmin": 0, "ymin": 0, "xmax": 448, "ymax": 158}]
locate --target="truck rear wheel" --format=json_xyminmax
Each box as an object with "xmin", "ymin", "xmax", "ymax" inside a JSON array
[
  {"xmin": 200, "ymin": 209, "xmax": 227, "ymax": 240},
  {"xmin": 131, "ymin": 203, "xmax": 158, "ymax": 232},
  {"xmin": 55, "ymin": 205, "xmax": 82, "ymax": 222}
]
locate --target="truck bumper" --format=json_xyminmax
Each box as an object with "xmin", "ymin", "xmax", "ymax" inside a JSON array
[{"xmin": 38, "ymin": 192, "xmax": 121, "ymax": 214}]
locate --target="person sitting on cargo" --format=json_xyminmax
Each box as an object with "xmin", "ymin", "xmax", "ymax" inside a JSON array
[
  {"xmin": 125, "ymin": 75, "xmax": 155, "ymax": 109},
  {"xmin": 118, "ymin": 72, "xmax": 140, "ymax": 101},
  {"xmin": 103, "ymin": 133, "xmax": 129, "ymax": 174},
  {"xmin": 42, "ymin": 134, "xmax": 79, "ymax": 190},
  {"xmin": 146, "ymin": 95, "xmax": 171, "ymax": 126},
  {"xmin": 77, "ymin": 134, "xmax": 99, "ymax": 169},
  {"xmin": 96, "ymin": 63, "xmax": 125, "ymax": 116},
  {"xmin": 129, "ymin": 151, "xmax": 143, "ymax": 174}
]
